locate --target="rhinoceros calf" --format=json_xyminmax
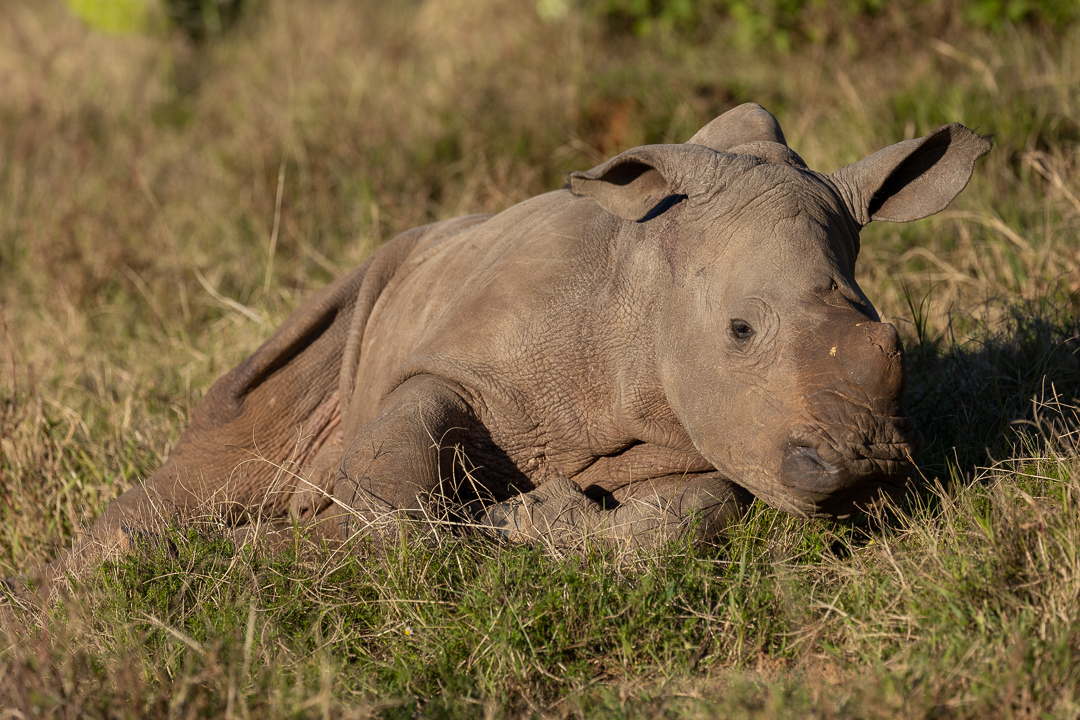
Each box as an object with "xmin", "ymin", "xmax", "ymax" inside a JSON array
[{"xmin": 49, "ymin": 104, "xmax": 989, "ymax": 571}]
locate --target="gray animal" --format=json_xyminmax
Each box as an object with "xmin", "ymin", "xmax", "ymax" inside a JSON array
[{"xmin": 47, "ymin": 104, "xmax": 990, "ymax": 573}]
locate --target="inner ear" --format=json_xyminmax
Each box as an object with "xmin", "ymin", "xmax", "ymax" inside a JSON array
[
  {"xmin": 868, "ymin": 131, "xmax": 952, "ymax": 219},
  {"xmin": 597, "ymin": 161, "xmax": 660, "ymax": 187},
  {"xmin": 569, "ymin": 153, "xmax": 680, "ymax": 222},
  {"xmin": 830, "ymin": 123, "xmax": 992, "ymax": 226},
  {"xmin": 569, "ymin": 143, "xmax": 747, "ymax": 222}
]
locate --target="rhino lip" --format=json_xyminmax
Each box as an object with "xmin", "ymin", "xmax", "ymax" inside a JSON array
[
  {"xmin": 780, "ymin": 445, "xmax": 906, "ymax": 495},
  {"xmin": 782, "ymin": 445, "xmax": 839, "ymax": 492},
  {"xmin": 778, "ymin": 419, "xmax": 922, "ymax": 499}
]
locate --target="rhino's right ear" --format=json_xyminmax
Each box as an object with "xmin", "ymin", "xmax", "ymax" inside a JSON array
[
  {"xmin": 569, "ymin": 144, "xmax": 719, "ymax": 222},
  {"xmin": 830, "ymin": 124, "xmax": 992, "ymax": 226}
]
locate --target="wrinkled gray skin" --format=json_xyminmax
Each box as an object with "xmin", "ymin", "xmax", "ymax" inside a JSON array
[{"xmin": 43, "ymin": 104, "xmax": 991, "ymax": 575}]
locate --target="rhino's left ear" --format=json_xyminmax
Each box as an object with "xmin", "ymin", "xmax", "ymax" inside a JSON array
[
  {"xmin": 569, "ymin": 144, "xmax": 721, "ymax": 222},
  {"xmin": 830, "ymin": 124, "xmax": 992, "ymax": 226}
]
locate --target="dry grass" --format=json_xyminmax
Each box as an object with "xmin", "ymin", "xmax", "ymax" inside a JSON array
[{"xmin": 1, "ymin": 0, "xmax": 1079, "ymax": 716}]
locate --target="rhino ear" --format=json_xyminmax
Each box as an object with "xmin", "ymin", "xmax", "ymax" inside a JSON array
[
  {"xmin": 831, "ymin": 124, "xmax": 992, "ymax": 226},
  {"xmin": 686, "ymin": 103, "xmax": 788, "ymax": 151},
  {"xmin": 569, "ymin": 144, "xmax": 717, "ymax": 222}
]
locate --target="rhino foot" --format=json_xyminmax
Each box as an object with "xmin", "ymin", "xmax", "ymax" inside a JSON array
[
  {"xmin": 477, "ymin": 477, "xmax": 602, "ymax": 546},
  {"xmin": 477, "ymin": 474, "xmax": 750, "ymax": 551}
]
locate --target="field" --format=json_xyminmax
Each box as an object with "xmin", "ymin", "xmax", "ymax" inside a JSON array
[{"xmin": 1, "ymin": 0, "xmax": 1079, "ymax": 716}]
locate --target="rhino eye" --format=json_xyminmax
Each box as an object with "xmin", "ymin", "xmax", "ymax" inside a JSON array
[{"xmin": 730, "ymin": 319, "xmax": 755, "ymax": 342}]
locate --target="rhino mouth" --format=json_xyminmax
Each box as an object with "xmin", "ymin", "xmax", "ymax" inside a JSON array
[{"xmin": 776, "ymin": 416, "xmax": 923, "ymax": 516}]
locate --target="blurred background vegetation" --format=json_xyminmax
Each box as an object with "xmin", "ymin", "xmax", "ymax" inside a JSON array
[{"xmin": 1, "ymin": 0, "xmax": 1079, "ymax": 716}]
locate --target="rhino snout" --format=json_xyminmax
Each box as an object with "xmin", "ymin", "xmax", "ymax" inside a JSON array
[
  {"xmin": 775, "ymin": 417, "xmax": 924, "ymax": 516},
  {"xmin": 777, "ymin": 437, "xmax": 913, "ymax": 494},
  {"xmin": 838, "ymin": 320, "xmax": 907, "ymax": 402},
  {"xmin": 779, "ymin": 445, "xmax": 842, "ymax": 494}
]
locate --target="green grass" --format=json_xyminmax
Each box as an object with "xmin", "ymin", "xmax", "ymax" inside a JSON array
[
  {"xmin": 1, "ymin": 0, "xmax": 1080, "ymax": 716},
  {"xmin": 7, "ymin": 463, "xmax": 1080, "ymax": 717}
]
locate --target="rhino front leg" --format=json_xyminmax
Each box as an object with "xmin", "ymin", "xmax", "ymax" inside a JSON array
[
  {"xmin": 478, "ymin": 473, "xmax": 749, "ymax": 549},
  {"xmin": 604, "ymin": 475, "xmax": 751, "ymax": 546},
  {"xmin": 329, "ymin": 375, "xmax": 477, "ymax": 541}
]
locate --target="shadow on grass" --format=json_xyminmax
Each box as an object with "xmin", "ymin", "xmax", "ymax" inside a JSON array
[{"xmin": 903, "ymin": 296, "xmax": 1080, "ymax": 489}]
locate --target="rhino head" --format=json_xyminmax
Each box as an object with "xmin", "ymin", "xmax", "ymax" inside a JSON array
[{"xmin": 570, "ymin": 104, "xmax": 990, "ymax": 517}]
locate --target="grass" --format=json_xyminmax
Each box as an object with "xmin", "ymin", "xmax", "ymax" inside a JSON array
[
  {"xmin": 1, "ymin": 0, "xmax": 1079, "ymax": 716},
  {"xmin": 6, "ymin": 463, "xmax": 1080, "ymax": 717}
]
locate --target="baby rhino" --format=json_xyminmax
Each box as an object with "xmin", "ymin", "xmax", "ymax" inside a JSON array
[{"xmin": 51, "ymin": 104, "xmax": 990, "ymax": 573}]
